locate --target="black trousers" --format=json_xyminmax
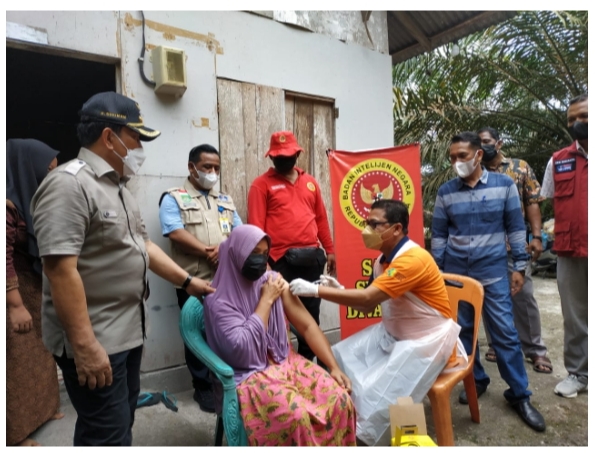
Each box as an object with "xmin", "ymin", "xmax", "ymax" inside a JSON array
[
  {"xmin": 272, "ymin": 256, "xmax": 326, "ymax": 362},
  {"xmin": 176, "ymin": 288, "xmax": 211, "ymax": 390},
  {"xmin": 54, "ymin": 345, "xmax": 143, "ymax": 446}
]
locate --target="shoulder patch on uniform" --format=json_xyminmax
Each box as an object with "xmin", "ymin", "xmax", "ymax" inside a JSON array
[
  {"xmin": 218, "ymin": 194, "xmax": 230, "ymax": 202},
  {"xmin": 386, "ymin": 268, "xmax": 405, "ymax": 281},
  {"xmin": 62, "ymin": 160, "xmax": 86, "ymax": 175},
  {"xmin": 179, "ymin": 192, "xmax": 194, "ymax": 205},
  {"xmin": 165, "ymin": 187, "xmax": 185, "ymax": 195}
]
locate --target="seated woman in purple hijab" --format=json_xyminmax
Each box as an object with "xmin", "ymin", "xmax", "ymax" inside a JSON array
[{"xmin": 204, "ymin": 224, "xmax": 356, "ymax": 446}]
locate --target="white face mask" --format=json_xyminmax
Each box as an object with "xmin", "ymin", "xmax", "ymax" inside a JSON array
[
  {"xmin": 454, "ymin": 150, "xmax": 479, "ymax": 179},
  {"xmin": 192, "ymin": 164, "xmax": 219, "ymax": 190},
  {"xmin": 112, "ymin": 134, "xmax": 146, "ymax": 176}
]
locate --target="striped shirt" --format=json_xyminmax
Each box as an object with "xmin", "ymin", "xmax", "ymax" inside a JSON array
[{"xmin": 431, "ymin": 168, "xmax": 528, "ymax": 285}]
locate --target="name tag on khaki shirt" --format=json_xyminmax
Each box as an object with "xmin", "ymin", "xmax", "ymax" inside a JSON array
[
  {"xmin": 219, "ymin": 217, "xmax": 231, "ymax": 234},
  {"xmin": 103, "ymin": 210, "xmax": 118, "ymax": 219}
]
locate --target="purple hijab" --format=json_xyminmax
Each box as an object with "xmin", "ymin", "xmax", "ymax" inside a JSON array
[{"xmin": 204, "ymin": 224, "xmax": 289, "ymax": 385}]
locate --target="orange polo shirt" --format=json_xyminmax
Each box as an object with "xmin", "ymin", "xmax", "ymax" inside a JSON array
[{"xmin": 372, "ymin": 245, "xmax": 458, "ymax": 367}]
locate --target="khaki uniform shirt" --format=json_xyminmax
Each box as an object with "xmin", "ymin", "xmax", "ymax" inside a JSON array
[
  {"xmin": 32, "ymin": 147, "xmax": 150, "ymax": 357},
  {"xmin": 161, "ymin": 178, "xmax": 237, "ymax": 282}
]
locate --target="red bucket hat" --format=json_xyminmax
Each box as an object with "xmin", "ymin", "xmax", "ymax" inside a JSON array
[{"xmin": 265, "ymin": 131, "xmax": 303, "ymax": 157}]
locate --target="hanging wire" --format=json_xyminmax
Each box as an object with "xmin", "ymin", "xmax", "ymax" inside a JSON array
[{"xmin": 138, "ymin": 11, "xmax": 156, "ymax": 87}]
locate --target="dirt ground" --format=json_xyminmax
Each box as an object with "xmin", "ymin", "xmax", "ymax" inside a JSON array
[
  {"xmin": 422, "ymin": 275, "xmax": 588, "ymax": 446},
  {"xmin": 31, "ymin": 275, "xmax": 586, "ymax": 447}
]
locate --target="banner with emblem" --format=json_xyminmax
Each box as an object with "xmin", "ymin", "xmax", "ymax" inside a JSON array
[{"xmin": 328, "ymin": 144, "xmax": 423, "ymax": 339}]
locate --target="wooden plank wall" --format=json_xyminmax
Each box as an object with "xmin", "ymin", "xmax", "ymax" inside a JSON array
[
  {"xmin": 217, "ymin": 80, "xmax": 247, "ymax": 219},
  {"xmin": 217, "ymin": 79, "xmax": 283, "ymax": 222},
  {"xmin": 218, "ymin": 78, "xmax": 335, "ymax": 237},
  {"xmin": 312, "ymin": 102, "xmax": 334, "ymax": 236},
  {"xmin": 292, "ymin": 96, "xmax": 314, "ymax": 172}
]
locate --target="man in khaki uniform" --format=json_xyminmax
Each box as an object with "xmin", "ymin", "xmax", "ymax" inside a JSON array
[
  {"xmin": 159, "ymin": 144, "xmax": 241, "ymax": 412},
  {"xmin": 31, "ymin": 92, "xmax": 214, "ymax": 446}
]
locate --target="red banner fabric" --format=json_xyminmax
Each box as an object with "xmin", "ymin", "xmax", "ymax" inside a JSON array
[{"xmin": 328, "ymin": 144, "xmax": 423, "ymax": 339}]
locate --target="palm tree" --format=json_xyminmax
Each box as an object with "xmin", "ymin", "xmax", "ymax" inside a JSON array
[{"xmin": 393, "ymin": 10, "xmax": 587, "ymax": 226}]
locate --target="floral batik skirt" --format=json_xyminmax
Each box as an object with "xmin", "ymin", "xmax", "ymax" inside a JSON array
[{"xmin": 237, "ymin": 350, "xmax": 357, "ymax": 446}]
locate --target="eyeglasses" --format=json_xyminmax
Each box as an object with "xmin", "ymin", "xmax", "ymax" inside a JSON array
[{"xmin": 365, "ymin": 220, "xmax": 391, "ymax": 229}]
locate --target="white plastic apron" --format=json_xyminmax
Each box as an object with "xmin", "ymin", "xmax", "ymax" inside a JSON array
[{"xmin": 332, "ymin": 240, "xmax": 467, "ymax": 446}]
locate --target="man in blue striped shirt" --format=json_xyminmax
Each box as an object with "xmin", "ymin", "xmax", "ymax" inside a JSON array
[{"xmin": 431, "ymin": 132, "xmax": 545, "ymax": 432}]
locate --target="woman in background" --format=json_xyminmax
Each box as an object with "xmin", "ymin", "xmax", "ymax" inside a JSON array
[{"xmin": 6, "ymin": 139, "xmax": 63, "ymax": 446}]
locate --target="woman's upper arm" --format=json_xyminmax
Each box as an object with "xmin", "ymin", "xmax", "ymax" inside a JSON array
[{"xmin": 281, "ymin": 288, "xmax": 314, "ymax": 332}]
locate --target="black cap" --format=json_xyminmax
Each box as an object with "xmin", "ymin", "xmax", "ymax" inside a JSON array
[{"xmin": 80, "ymin": 92, "xmax": 161, "ymax": 141}]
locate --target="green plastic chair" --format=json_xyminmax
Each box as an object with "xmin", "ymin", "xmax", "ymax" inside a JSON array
[{"xmin": 179, "ymin": 296, "xmax": 248, "ymax": 446}]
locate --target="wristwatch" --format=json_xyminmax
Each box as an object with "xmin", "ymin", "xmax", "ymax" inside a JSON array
[{"xmin": 181, "ymin": 274, "xmax": 193, "ymax": 290}]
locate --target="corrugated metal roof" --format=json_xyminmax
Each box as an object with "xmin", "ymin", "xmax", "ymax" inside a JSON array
[{"xmin": 388, "ymin": 11, "xmax": 517, "ymax": 64}]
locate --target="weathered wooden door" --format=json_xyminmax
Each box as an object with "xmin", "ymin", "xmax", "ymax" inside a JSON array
[
  {"xmin": 284, "ymin": 94, "xmax": 335, "ymax": 235},
  {"xmin": 217, "ymin": 79, "xmax": 335, "ymax": 235}
]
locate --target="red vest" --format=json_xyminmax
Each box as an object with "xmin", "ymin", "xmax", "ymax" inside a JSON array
[{"xmin": 552, "ymin": 142, "xmax": 588, "ymax": 257}]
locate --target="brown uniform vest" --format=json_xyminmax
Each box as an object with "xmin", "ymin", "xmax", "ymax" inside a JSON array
[{"xmin": 164, "ymin": 178, "xmax": 237, "ymax": 283}]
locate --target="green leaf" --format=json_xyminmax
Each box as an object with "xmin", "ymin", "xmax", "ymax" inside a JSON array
[{"xmin": 392, "ymin": 10, "xmax": 587, "ymax": 228}]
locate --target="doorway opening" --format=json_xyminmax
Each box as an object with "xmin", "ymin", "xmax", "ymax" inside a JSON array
[{"xmin": 6, "ymin": 47, "xmax": 117, "ymax": 163}]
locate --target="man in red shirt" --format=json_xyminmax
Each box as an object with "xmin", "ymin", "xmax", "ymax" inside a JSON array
[{"xmin": 247, "ymin": 131, "xmax": 335, "ymax": 363}]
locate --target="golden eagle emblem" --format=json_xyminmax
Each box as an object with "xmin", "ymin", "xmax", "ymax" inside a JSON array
[{"xmin": 360, "ymin": 182, "xmax": 394, "ymax": 204}]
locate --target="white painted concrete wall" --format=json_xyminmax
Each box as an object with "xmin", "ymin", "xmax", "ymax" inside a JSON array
[{"xmin": 7, "ymin": 11, "xmax": 394, "ymax": 371}]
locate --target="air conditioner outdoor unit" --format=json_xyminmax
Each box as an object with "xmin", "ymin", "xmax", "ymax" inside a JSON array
[{"xmin": 152, "ymin": 46, "xmax": 187, "ymax": 97}]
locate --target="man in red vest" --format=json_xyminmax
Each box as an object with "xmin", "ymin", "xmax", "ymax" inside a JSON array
[{"xmin": 541, "ymin": 93, "xmax": 588, "ymax": 398}]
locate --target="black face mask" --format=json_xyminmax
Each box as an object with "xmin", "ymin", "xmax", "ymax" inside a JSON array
[
  {"xmin": 568, "ymin": 121, "xmax": 588, "ymax": 141},
  {"xmin": 272, "ymin": 156, "xmax": 297, "ymax": 173},
  {"xmin": 481, "ymin": 144, "xmax": 498, "ymax": 163},
  {"xmin": 241, "ymin": 253, "xmax": 268, "ymax": 281}
]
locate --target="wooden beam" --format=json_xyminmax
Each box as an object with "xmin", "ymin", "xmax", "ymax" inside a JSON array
[
  {"xmin": 284, "ymin": 90, "xmax": 335, "ymax": 105},
  {"xmin": 390, "ymin": 11, "xmax": 516, "ymax": 63},
  {"xmin": 391, "ymin": 11, "xmax": 432, "ymax": 52},
  {"xmin": 425, "ymin": 11, "xmax": 505, "ymax": 47}
]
